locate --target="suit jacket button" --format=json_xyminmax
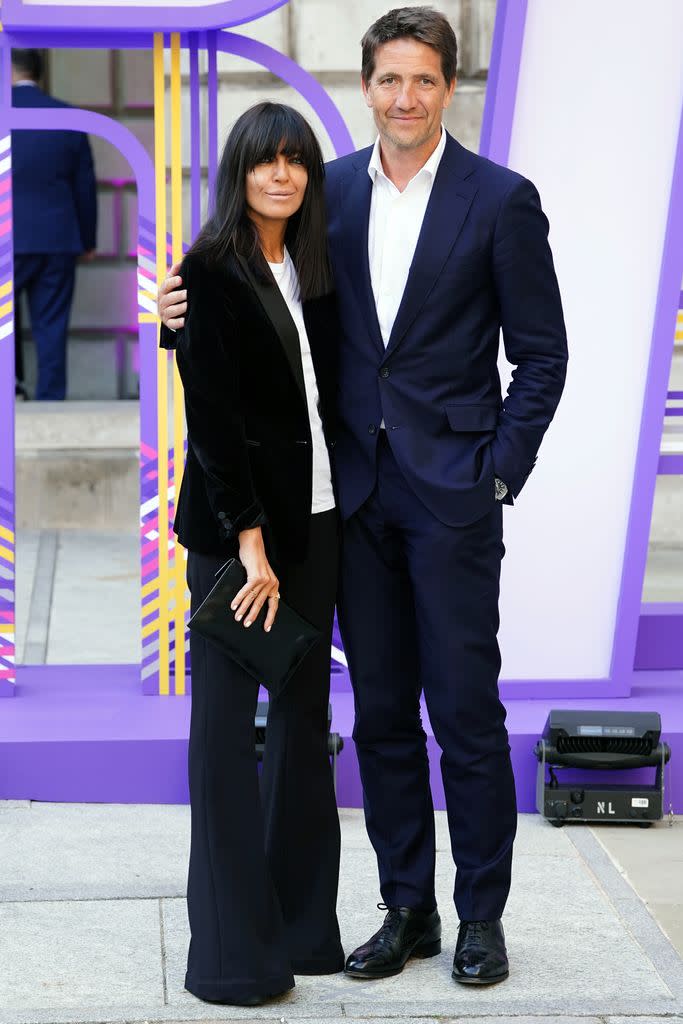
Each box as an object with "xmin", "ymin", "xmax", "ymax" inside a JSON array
[
  {"xmin": 368, "ymin": 424, "xmax": 377, "ymax": 435},
  {"xmin": 379, "ymin": 367, "xmax": 390, "ymax": 379},
  {"xmin": 218, "ymin": 511, "xmax": 226, "ymax": 520}
]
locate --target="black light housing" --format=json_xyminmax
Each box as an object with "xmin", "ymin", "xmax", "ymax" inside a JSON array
[{"xmin": 534, "ymin": 710, "xmax": 671, "ymax": 827}]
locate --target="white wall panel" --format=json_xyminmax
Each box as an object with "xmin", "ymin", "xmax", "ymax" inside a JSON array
[{"xmin": 497, "ymin": 0, "xmax": 683, "ymax": 679}]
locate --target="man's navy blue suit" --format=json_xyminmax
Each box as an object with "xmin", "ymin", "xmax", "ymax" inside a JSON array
[
  {"xmin": 325, "ymin": 132, "xmax": 568, "ymax": 922},
  {"xmin": 12, "ymin": 83, "xmax": 97, "ymax": 399}
]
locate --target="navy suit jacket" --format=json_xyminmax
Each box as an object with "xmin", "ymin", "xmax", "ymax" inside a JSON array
[
  {"xmin": 325, "ymin": 132, "xmax": 568, "ymax": 527},
  {"xmin": 11, "ymin": 84, "xmax": 97, "ymax": 255}
]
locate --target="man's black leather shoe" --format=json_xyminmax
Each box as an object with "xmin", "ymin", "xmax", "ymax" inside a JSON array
[
  {"xmin": 344, "ymin": 904, "xmax": 441, "ymax": 979},
  {"xmin": 451, "ymin": 919, "xmax": 509, "ymax": 985}
]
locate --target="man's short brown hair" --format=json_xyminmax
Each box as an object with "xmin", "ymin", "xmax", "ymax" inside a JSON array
[{"xmin": 361, "ymin": 7, "xmax": 458, "ymax": 85}]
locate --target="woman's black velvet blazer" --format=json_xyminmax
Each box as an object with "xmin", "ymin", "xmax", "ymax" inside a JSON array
[{"xmin": 159, "ymin": 250, "xmax": 339, "ymax": 564}]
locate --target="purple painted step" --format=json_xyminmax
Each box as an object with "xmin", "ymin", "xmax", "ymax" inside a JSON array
[{"xmin": 1, "ymin": 664, "xmax": 681, "ymax": 813}]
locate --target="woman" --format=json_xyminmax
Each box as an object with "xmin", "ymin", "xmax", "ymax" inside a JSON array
[{"xmin": 159, "ymin": 102, "xmax": 344, "ymax": 1006}]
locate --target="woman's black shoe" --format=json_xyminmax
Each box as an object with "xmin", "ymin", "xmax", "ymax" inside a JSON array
[
  {"xmin": 202, "ymin": 993, "xmax": 265, "ymax": 1006},
  {"xmin": 186, "ymin": 977, "xmax": 295, "ymax": 1005},
  {"xmin": 451, "ymin": 919, "xmax": 509, "ymax": 985},
  {"xmin": 344, "ymin": 904, "xmax": 441, "ymax": 979}
]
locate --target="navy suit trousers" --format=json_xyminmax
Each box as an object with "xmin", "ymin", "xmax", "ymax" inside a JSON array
[
  {"xmin": 14, "ymin": 253, "xmax": 76, "ymax": 400},
  {"xmin": 338, "ymin": 432, "xmax": 517, "ymax": 922}
]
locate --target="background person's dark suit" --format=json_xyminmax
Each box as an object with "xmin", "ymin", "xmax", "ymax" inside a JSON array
[
  {"xmin": 325, "ymin": 132, "xmax": 568, "ymax": 922},
  {"xmin": 12, "ymin": 82, "xmax": 97, "ymax": 399},
  {"xmin": 160, "ymin": 251, "xmax": 344, "ymax": 1003}
]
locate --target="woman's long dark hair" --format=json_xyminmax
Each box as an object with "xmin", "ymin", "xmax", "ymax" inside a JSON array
[{"xmin": 187, "ymin": 102, "xmax": 333, "ymax": 301}]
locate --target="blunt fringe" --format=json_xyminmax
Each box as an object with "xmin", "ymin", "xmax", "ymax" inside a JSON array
[
  {"xmin": 187, "ymin": 102, "xmax": 332, "ymax": 302},
  {"xmin": 361, "ymin": 6, "xmax": 458, "ymax": 85}
]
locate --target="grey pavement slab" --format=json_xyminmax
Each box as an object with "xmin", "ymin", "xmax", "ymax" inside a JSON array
[
  {"xmin": 643, "ymin": 544, "xmax": 683, "ymax": 600},
  {"xmin": 279, "ymin": 1019, "xmax": 605, "ymax": 1024},
  {"xmin": 94, "ymin": 1019, "xmax": 606, "ymax": 1024},
  {"xmin": 567, "ymin": 826, "xmax": 683, "ymax": 1004},
  {"xmin": 334, "ymin": 850, "xmax": 675, "ymax": 1018},
  {"xmin": 0, "ymin": 802, "xmax": 190, "ymax": 902},
  {"xmin": 46, "ymin": 529, "xmax": 139, "ymax": 664},
  {"xmin": 0, "ymin": 807, "xmax": 573, "ymax": 905},
  {"xmin": 22, "ymin": 529, "xmax": 58, "ymax": 664},
  {"xmin": 1, "ymin": 811, "xmax": 682, "ymax": 1022},
  {"xmin": 14, "ymin": 529, "xmax": 39, "ymax": 665},
  {"xmin": 158, "ymin": 830, "xmax": 678, "ymax": 1021},
  {"xmin": 588, "ymin": 819, "xmax": 683, "ymax": 958},
  {"xmin": 0, "ymin": 898, "xmax": 164, "ymax": 1012},
  {"xmin": 647, "ymin": 901, "xmax": 683, "ymax": 956}
]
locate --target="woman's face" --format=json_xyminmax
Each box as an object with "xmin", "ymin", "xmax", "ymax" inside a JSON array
[{"xmin": 245, "ymin": 147, "xmax": 309, "ymax": 226}]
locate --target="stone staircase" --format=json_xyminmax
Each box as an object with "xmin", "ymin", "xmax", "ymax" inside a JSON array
[{"xmin": 15, "ymin": 402, "xmax": 139, "ymax": 533}]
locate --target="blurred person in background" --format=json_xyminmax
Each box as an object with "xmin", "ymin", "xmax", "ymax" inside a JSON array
[{"xmin": 11, "ymin": 48, "xmax": 97, "ymax": 400}]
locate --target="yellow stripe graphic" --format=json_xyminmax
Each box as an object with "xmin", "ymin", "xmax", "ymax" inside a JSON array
[
  {"xmin": 0, "ymin": 524, "xmax": 13, "ymax": 543},
  {"xmin": 142, "ymin": 617, "xmax": 160, "ymax": 640},
  {"xmin": 142, "ymin": 576, "xmax": 160, "ymax": 598},
  {"xmin": 170, "ymin": 32, "xmax": 187, "ymax": 696},
  {"xmin": 154, "ymin": 32, "xmax": 170, "ymax": 696},
  {"xmin": 142, "ymin": 595, "xmax": 161, "ymax": 617},
  {"xmin": 0, "ymin": 544, "xmax": 15, "ymax": 564},
  {"xmin": 0, "ymin": 280, "xmax": 13, "ymax": 298},
  {"xmin": 0, "ymin": 299, "xmax": 12, "ymax": 318}
]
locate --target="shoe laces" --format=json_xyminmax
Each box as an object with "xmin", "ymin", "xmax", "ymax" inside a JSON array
[
  {"xmin": 375, "ymin": 902, "xmax": 402, "ymax": 943},
  {"xmin": 459, "ymin": 920, "xmax": 490, "ymax": 944}
]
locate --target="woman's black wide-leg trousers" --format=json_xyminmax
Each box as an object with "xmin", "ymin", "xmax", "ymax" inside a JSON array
[{"xmin": 184, "ymin": 509, "xmax": 343, "ymax": 1004}]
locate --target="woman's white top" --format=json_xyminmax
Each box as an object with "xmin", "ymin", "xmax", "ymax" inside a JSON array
[{"xmin": 267, "ymin": 250, "xmax": 336, "ymax": 514}]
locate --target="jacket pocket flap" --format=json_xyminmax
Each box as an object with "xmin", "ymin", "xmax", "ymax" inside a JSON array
[{"xmin": 444, "ymin": 404, "xmax": 499, "ymax": 432}]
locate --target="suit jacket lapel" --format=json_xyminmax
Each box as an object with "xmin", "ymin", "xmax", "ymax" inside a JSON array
[
  {"xmin": 236, "ymin": 254, "xmax": 308, "ymax": 407},
  {"xmin": 340, "ymin": 157, "xmax": 385, "ymax": 354},
  {"xmin": 385, "ymin": 134, "xmax": 478, "ymax": 358}
]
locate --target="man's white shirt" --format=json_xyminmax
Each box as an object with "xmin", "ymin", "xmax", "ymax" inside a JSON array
[{"xmin": 367, "ymin": 125, "xmax": 446, "ymax": 347}]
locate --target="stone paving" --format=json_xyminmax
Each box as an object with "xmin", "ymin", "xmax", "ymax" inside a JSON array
[{"xmin": 0, "ymin": 801, "xmax": 682, "ymax": 1024}]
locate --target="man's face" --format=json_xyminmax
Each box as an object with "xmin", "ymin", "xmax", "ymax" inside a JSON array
[{"xmin": 362, "ymin": 38, "xmax": 456, "ymax": 151}]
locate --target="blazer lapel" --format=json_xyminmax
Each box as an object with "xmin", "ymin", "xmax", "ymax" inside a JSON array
[
  {"xmin": 340, "ymin": 158, "xmax": 385, "ymax": 354},
  {"xmin": 236, "ymin": 255, "xmax": 307, "ymax": 407},
  {"xmin": 384, "ymin": 135, "xmax": 478, "ymax": 358}
]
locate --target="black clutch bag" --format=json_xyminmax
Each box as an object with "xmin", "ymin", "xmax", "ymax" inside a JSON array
[{"xmin": 187, "ymin": 558, "xmax": 322, "ymax": 697}]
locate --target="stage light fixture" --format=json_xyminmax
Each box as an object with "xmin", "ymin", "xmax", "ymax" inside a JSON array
[{"xmin": 535, "ymin": 710, "xmax": 671, "ymax": 827}]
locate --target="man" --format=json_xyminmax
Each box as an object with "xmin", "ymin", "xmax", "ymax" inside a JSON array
[
  {"xmin": 159, "ymin": 7, "xmax": 567, "ymax": 987},
  {"xmin": 11, "ymin": 49, "xmax": 97, "ymax": 400}
]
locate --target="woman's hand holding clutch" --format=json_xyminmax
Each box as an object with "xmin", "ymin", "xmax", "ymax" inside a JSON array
[{"xmin": 232, "ymin": 527, "xmax": 281, "ymax": 632}]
